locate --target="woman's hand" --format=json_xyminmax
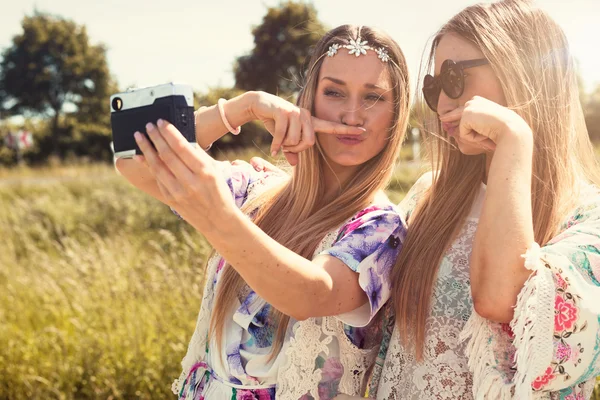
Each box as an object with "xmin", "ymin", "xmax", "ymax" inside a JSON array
[
  {"xmin": 134, "ymin": 119, "xmax": 237, "ymax": 232},
  {"xmin": 439, "ymin": 96, "xmax": 533, "ymax": 151},
  {"xmin": 246, "ymin": 92, "xmax": 365, "ymax": 166},
  {"xmin": 232, "ymin": 157, "xmax": 282, "ymax": 174}
]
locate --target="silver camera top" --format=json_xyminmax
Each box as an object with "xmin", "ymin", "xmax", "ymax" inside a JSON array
[{"xmin": 110, "ymin": 82, "xmax": 194, "ymax": 112}]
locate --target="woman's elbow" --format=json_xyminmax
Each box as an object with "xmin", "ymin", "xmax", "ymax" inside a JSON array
[
  {"xmin": 472, "ymin": 295, "xmax": 514, "ymax": 323},
  {"xmin": 288, "ymin": 280, "xmax": 333, "ymax": 321}
]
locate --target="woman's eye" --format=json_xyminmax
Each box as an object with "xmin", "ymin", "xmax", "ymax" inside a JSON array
[
  {"xmin": 324, "ymin": 89, "xmax": 342, "ymax": 97},
  {"xmin": 366, "ymin": 93, "xmax": 382, "ymax": 102}
]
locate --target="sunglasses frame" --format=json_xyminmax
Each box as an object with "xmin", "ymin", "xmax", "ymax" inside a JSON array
[{"xmin": 422, "ymin": 58, "xmax": 489, "ymax": 112}]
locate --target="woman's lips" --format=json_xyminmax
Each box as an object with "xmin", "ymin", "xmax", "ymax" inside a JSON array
[
  {"xmin": 442, "ymin": 122, "xmax": 458, "ymax": 137},
  {"xmin": 337, "ymin": 135, "xmax": 365, "ymax": 145}
]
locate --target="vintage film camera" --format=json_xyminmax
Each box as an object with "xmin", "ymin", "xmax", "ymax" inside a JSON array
[{"xmin": 110, "ymin": 83, "xmax": 197, "ymax": 159}]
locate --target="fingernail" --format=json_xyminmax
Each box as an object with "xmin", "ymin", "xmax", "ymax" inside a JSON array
[
  {"xmin": 134, "ymin": 132, "xmax": 142, "ymax": 141},
  {"xmin": 157, "ymin": 119, "xmax": 165, "ymax": 127},
  {"xmin": 271, "ymin": 150, "xmax": 278, "ymax": 157},
  {"xmin": 133, "ymin": 155, "xmax": 141, "ymax": 162},
  {"xmin": 145, "ymin": 123, "xmax": 153, "ymax": 132}
]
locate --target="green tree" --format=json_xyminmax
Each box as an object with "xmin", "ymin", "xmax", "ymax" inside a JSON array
[
  {"xmin": 0, "ymin": 12, "xmax": 113, "ymax": 156},
  {"xmin": 234, "ymin": 1, "xmax": 326, "ymax": 96}
]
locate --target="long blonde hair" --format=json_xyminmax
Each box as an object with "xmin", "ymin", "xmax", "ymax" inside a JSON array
[
  {"xmin": 391, "ymin": 0, "xmax": 600, "ymax": 360},
  {"xmin": 210, "ymin": 25, "xmax": 411, "ymax": 357}
]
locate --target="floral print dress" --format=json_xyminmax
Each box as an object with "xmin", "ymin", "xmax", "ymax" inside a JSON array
[
  {"xmin": 171, "ymin": 161, "xmax": 407, "ymax": 399},
  {"xmin": 370, "ymin": 172, "xmax": 600, "ymax": 400}
]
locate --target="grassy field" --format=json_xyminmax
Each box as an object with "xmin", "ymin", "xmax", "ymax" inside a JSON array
[{"xmin": 0, "ymin": 152, "xmax": 598, "ymax": 399}]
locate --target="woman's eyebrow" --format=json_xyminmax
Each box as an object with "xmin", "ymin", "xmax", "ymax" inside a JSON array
[{"xmin": 322, "ymin": 76, "xmax": 390, "ymax": 91}]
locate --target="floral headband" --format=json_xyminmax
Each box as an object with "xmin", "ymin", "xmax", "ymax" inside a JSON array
[
  {"xmin": 326, "ymin": 38, "xmax": 390, "ymax": 63},
  {"xmin": 325, "ymin": 26, "xmax": 391, "ymax": 63}
]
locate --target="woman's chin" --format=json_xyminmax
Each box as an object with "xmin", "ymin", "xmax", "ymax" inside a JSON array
[{"xmin": 326, "ymin": 154, "xmax": 368, "ymax": 168}]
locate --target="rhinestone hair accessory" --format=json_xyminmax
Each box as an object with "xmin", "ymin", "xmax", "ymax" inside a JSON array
[{"xmin": 326, "ymin": 27, "xmax": 391, "ymax": 63}]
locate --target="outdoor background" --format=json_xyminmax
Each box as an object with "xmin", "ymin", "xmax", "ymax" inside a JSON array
[{"xmin": 0, "ymin": 0, "xmax": 598, "ymax": 398}]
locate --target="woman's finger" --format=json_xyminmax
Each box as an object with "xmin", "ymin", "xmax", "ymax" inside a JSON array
[
  {"xmin": 282, "ymin": 112, "xmax": 302, "ymax": 147},
  {"xmin": 249, "ymin": 157, "xmax": 279, "ymax": 172},
  {"xmin": 146, "ymin": 122, "xmax": 197, "ymax": 186},
  {"xmin": 154, "ymin": 119, "xmax": 212, "ymax": 175},
  {"xmin": 439, "ymin": 106, "xmax": 465, "ymax": 123},
  {"xmin": 283, "ymin": 115, "xmax": 316, "ymax": 154},
  {"xmin": 134, "ymin": 131, "xmax": 182, "ymax": 195},
  {"xmin": 283, "ymin": 151, "xmax": 299, "ymax": 166},
  {"xmin": 311, "ymin": 117, "xmax": 366, "ymax": 135},
  {"xmin": 479, "ymin": 138, "xmax": 497, "ymax": 151},
  {"xmin": 270, "ymin": 112, "xmax": 288, "ymax": 157}
]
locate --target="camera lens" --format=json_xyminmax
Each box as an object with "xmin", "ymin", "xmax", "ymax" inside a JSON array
[{"xmin": 112, "ymin": 97, "xmax": 123, "ymax": 111}]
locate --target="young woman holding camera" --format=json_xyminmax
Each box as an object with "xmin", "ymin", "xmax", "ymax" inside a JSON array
[{"xmin": 116, "ymin": 25, "xmax": 411, "ymax": 399}]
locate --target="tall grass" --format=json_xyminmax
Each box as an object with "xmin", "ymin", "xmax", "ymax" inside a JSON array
[
  {"xmin": 0, "ymin": 171, "xmax": 211, "ymax": 399},
  {"xmin": 0, "ymin": 154, "xmax": 598, "ymax": 399}
]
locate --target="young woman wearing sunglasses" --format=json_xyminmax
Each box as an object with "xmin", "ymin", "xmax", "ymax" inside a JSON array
[{"xmin": 370, "ymin": 0, "xmax": 600, "ymax": 399}]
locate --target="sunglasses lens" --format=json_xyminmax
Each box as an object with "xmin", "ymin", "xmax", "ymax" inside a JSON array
[
  {"xmin": 422, "ymin": 75, "xmax": 440, "ymax": 111},
  {"xmin": 442, "ymin": 64, "xmax": 464, "ymax": 99}
]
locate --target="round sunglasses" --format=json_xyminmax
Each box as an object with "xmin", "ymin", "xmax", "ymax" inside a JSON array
[{"xmin": 422, "ymin": 58, "xmax": 489, "ymax": 112}]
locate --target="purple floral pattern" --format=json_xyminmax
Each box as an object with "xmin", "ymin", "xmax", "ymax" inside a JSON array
[{"xmin": 323, "ymin": 205, "xmax": 406, "ymax": 330}]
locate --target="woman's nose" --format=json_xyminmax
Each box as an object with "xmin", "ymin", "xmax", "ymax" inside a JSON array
[
  {"xmin": 341, "ymin": 97, "xmax": 365, "ymax": 126},
  {"xmin": 436, "ymin": 90, "xmax": 460, "ymax": 118}
]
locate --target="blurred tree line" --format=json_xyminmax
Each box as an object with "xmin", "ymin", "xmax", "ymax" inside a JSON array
[{"xmin": 1, "ymin": 3, "xmax": 600, "ymax": 166}]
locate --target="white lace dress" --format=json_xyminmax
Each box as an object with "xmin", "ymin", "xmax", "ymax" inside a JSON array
[{"xmin": 370, "ymin": 173, "xmax": 600, "ymax": 400}]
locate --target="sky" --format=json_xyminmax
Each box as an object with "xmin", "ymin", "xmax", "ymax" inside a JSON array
[{"xmin": 0, "ymin": 0, "xmax": 599, "ymax": 97}]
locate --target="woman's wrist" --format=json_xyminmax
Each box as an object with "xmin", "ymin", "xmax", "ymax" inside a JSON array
[
  {"xmin": 497, "ymin": 118, "xmax": 534, "ymax": 148},
  {"xmin": 192, "ymin": 202, "xmax": 245, "ymax": 242},
  {"xmin": 222, "ymin": 91, "xmax": 258, "ymax": 130}
]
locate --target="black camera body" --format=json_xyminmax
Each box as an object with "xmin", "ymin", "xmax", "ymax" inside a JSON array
[{"xmin": 110, "ymin": 83, "xmax": 197, "ymax": 159}]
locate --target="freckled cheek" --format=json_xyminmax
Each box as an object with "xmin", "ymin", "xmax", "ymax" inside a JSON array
[
  {"xmin": 368, "ymin": 109, "xmax": 394, "ymax": 140},
  {"xmin": 313, "ymin": 98, "xmax": 339, "ymax": 122}
]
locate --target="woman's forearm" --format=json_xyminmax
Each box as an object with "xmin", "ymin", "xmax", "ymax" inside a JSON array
[
  {"xmin": 192, "ymin": 207, "xmax": 366, "ymax": 321},
  {"xmin": 470, "ymin": 132, "xmax": 535, "ymax": 322}
]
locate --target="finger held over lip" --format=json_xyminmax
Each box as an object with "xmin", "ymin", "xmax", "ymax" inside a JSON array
[
  {"xmin": 311, "ymin": 117, "xmax": 366, "ymax": 135},
  {"xmin": 439, "ymin": 113, "xmax": 462, "ymax": 122},
  {"xmin": 439, "ymin": 107, "xmax": 465, "ymax": 121}
]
